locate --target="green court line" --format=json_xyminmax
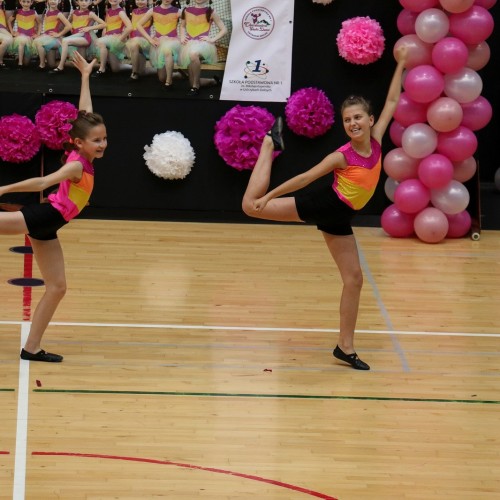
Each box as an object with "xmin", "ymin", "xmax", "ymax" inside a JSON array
[
  {"xmin": 33, "ymin": 389, "xmax": 500, "ymax": 405},
  {"xmin": 0, "ymin": 388, "xmax": 15, "ymax": 392}
]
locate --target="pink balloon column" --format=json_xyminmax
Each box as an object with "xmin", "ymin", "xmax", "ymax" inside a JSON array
[{"xmin": 382, "ymin": 0, "xmax": 495, "ymax": 243}]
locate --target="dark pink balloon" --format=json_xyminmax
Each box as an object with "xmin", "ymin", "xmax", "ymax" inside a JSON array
[
  {"xmin": 404, "ymin": 65, "xmax": 445, "ymax": 103},
  {"xmin": 400, "ymin": 0, "xmax": 439, "ymax": 12},
  {"xmin": 446, "ymin": 210, "xmax": 472, "ymax": 237},
  {"xmin": 381, "ymin": 204, "xmax": 416, "ymax": 238},
  {"xmin": 473, "ymin": 0, "xmax": 497, "ymax": 9},
  {"xmin": 437, "ymin": 126, "xmax": 478, "ymax": 162},
  {"xmin": 418, "ymin": 153, "xmax": 454, "ymax": 189},
  {"xmin": 394, "ymin": 92, "xmax": 429, "ymax": 126},
  {"xmin": 394, "ymin": 179, "xmax": 431, "ymax": 214},
  {"xmin": 461, "ymin": 96, "xmax": 493, "ymax": 131},
  {"xmin": 397, "ymin": 9, "xmax": 418, "ymax": 34},
  {"xmin": 449, "ymin": 6, "xmax": 494, "ymax": 44},
  {"xmin": 432, "ymin": 37, "xmax": 469, "ymax": 73},
  {"xmin": 390, "ymin": 120, "xmax": 406, "ymax": 147}
]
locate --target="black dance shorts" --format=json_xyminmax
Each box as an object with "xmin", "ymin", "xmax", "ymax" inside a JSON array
[
  {"xmin": 295, "ymin": 185, "xmax": 356, "ymax": 236},
  {"xmin": 20, "ymin": 203, "xmax": 68, "ymax": 241}
]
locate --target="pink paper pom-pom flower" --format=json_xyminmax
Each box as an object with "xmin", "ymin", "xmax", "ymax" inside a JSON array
[
  {"xmin": 336, "ymin": 16, "xmax": 385, "ymax": 65},
  {"xmin": 312, "ymin": 0, "xmax": 334, "ymax": 4},
  {"xmin": 0, "ymin": 114, "xmax": 41, "ymax": 164},
  {"xmin": 35, "ymin": 100, "xmax": 79, "ymax": 150},
  {"xmin": 285, "ymin": 87, "xmax": 334, "ymax": 138},
  {"xmin": 214, "ymin": 105, "xmax": 279, "ymax": 171}
]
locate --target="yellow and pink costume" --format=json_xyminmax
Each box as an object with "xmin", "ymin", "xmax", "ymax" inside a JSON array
[
  {"xmin": 150, "ymin": 5, "xmax": 180, "ymax": 69},
  {"xmin": 179, "ymin": 5, "xmax": 217, "ymax": 68}
]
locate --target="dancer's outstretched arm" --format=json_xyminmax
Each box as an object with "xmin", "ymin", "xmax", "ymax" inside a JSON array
[{"xmin": 71, "ymin": 51, "xmax": 95, "ymax": 113}]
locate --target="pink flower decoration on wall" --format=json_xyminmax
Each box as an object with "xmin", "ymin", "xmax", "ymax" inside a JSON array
[
  {"xmin": 35, "ymin": 100, "xmax": 79, "ymax": 150},
  {"xmin": 0, "ymin": 114, "xmax": 41, "ymax": 164},
  {"xmin": 337, "ymin": 16, "xmax": 385, "ymax": 65},
  {"xmin": 285, "ymin": 87, "xmax": 334, "ymax": 138},
  {"xmin": 214, "ymin": 105, "xmax": 279, "ymax": 171}
]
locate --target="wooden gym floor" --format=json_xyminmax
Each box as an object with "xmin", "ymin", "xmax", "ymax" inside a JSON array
[{"xmin": 1, "ymin": 219, "xmax": 499, "ymax": 499}]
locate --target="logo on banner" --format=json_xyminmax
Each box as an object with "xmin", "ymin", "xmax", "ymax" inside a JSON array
[{"xmin": 242, "ymin": 7, "xmax": 275, "ymax": 40}]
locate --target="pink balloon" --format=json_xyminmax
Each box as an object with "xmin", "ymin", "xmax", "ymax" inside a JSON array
[
  {"xmin": 446, "ymin": 210, "xmax": 472, "ymax": 237},
  {"xmin": 415, "ymin": 8, "xmax": 450, "ymax": 43},
  {"xmin": 414, "ymin": 207, "xmax": 449, "ymax": 243},
  {"xmin": 397, "ymin": 9, "xmax": 418, "ymax": 34},
  {"xmin": 461, "ymin": 96, "xmax": 492, "ymax": 131},
  {"xmin": 466, "ymin": 41, "xmax": 491, "ymax": 70},
  {"xmin": 399, "ymin": 0, "xmax": 439, "ymax": 12},
  {"xmin": 427, "ymin": 97, "xmax": 464, "ymax": 132},
  {"xmin": 384, "ymin": 148, "xmax": 420, "ymax": 181},
  {"xmin": 389, "ymin": 120, "xmax": 406, "ymax": 147},
  {"xmin": 394, "ymin": 35, "xmax": 433, "ymax": 69},
  {"xmin": 473, "ymin": 0, "xmax": 497, "ymax": 8},
  {"xmin": 404, "ymin": 65, "xmax": 445, "ymax": 103},
  {"xmin": 452, "ymin": 157, "xmax": 477, "ymax": 182},
  {"xmin": 394, "ymin": 179, "xmax": 431, "ymax": 214},
  {"xmin": 432, "ymin": 37, "xmax": 469, "ymax": 73},
  {"xmin": 444, "ymin": 67, "xmax": 483, "ymax": 103},
  {"xmin": 437, "ymin": 126, "xmax": 478, "ymax": 162},
  {"xmin": 381, "ymin": 204, "xmax": 416, "ymax": 237},
  {"xmin": 449, "ymin": 6, "xmax": 494, "ymax": 44},
  {"xmin": 402, "ymin": 123, "xmax": 438, "ymax": 159},
  {"xmin": 431, "ymin": 180, "xmax": 470, "ymax": 214},
  {"xmin": 439, "ymin": 0, "xmax": 474, "ymax": 13},
  {"xmin": 418, "ymin": 153, "xmax": 454, "ymax": 189},
  {"xmin": 394, "ymin": 93, "xmax": 429, "ymax": 126}
]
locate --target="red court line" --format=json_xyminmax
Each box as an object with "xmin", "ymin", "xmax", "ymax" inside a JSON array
[
  {"xmin": 33, "ymin": 452, "xmax": 338, "ymax": 499},
  {"xmin": 0, "ymin": 451, "xmax": 10, "ymax": 455},
  {"xmin": 22, "ymin": 235, "xmax": 32, "ymax": 321}
]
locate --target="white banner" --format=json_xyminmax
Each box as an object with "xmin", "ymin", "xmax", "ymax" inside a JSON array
[{"xmin": 220, "ymin": 1, "xmax": 295, "ymax": 102}]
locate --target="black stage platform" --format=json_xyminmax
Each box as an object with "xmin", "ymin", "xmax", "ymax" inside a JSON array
[{"xmin": 0, "ymin": 60, "xmax": 223, "ymax": 101}]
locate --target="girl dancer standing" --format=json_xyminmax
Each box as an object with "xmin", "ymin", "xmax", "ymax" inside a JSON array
[
  {"xmin": 242, "ymin": 48, "xmax": 408, "ymax": 370},
  {"xmin": 0, "ymin": 52, "xmax": 106, "ymax": 362}
]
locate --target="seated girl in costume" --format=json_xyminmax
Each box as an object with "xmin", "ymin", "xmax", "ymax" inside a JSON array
[
  {"xmin": 34, "ymin": 0, "xmax": 71, "ymax": 70},
  {"xmin": 124, "ymin": 0, "xmax": 151, "ymax": 81},
  {"xmin": 7, "ymin": 0, "xmax": 42, "ymax": 69},
  {"xmin": 50, "ymin": 0, "xmax": 105, "ymax": 73},
  {"xmin": 0, "ymin": 0, "xmax": 14, "ymax": 68},
  {"xmin": 92, "ymin": 0, "xmax": 132, "ymax": 76},
  {"xmin": 179, "ymin": 0, "xmax": 226, "ymax": 96},
  {"xmin": 136, "ymin": 0, "xmax": 181, "ymax": 87}
]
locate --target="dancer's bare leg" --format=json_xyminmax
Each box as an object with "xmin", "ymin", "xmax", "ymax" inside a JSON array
[
  {"xmin": 242, "ymin": 136, "xmax": 301, "ymax": 222},
  {"xmin": 23, "ymin": 238, "xmax": 66, "ymax": 354},
  {"xmin": 322, "ymin": 232, "xmax": 363, "ymax": 354}
]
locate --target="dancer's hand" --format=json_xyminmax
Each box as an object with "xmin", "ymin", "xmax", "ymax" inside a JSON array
[
  {"xmin": 71, "ymin": 52, "xmax": 95, "ymax": 77},
  {"xmin": 253, "ymin": 196, "xmax": 268, "ymax": 212}
]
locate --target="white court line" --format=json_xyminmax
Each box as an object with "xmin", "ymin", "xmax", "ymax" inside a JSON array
[
  {"xmin": 1, "ymin": 320, "xmax": 499, "ymax": 338},
  {"xmin": 13, "ymin": 322, "xmax": 30, "ymax": 500}
]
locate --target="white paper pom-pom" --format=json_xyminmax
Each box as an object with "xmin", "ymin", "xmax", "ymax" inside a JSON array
[{"xmin": 144, "ymin": 131, "xmax": 195, "ymax": 180}]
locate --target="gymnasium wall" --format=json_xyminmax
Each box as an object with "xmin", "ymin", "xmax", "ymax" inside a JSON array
[{"xmin": 0, "ymin": 1, "xmax": 498, "ymax": 226}]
